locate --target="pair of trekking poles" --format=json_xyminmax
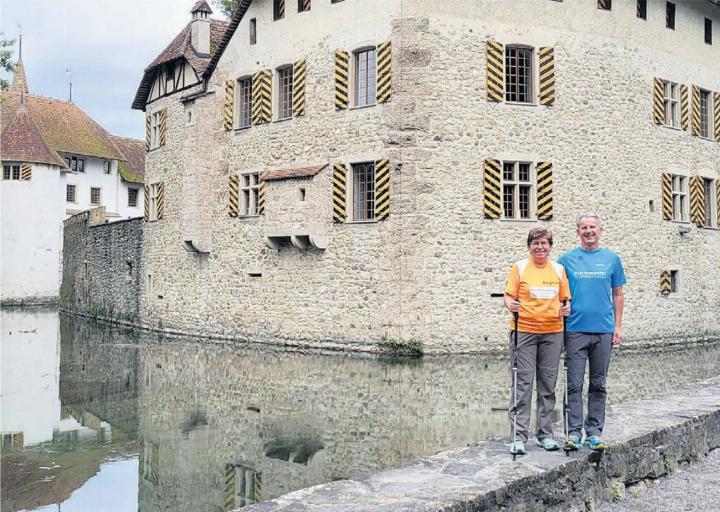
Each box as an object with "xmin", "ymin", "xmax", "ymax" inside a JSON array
[{"xmin": 510, "ymin": 300, "xmax": 570, "ymax": 461}]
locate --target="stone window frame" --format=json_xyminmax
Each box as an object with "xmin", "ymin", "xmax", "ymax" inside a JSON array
[
  {"xmin": 701, "ymin": 176, "xmax": 718, "ymax": 229},
  {"xmin": 662, "ymin": 80, "xmax": 680, "ymax": 129},
  {"xmin": 352, "ymin": 46, "xmax": 377, "ymax": 108},
  {"xmin": 66, "ymin": 184, "xmax": 77, "ymax": 203},
  {"xmin": 240, "ymin": 171, "xmax": 261, "ymax": 217},
  {"xmin": 670, "ymin": 173, "xmax": 689, "ymax": 223},
  {"xmin": 276, "ymin": 65, "xmax": 294, "ymax": 121},
  {"xmin": 501, "ymin": 160, "xmax": 536, "ymax": 221},
  {"xmin": 504, "ymin": 45, "xmax": 535, "ymax": 105},
  {"xmin": 236, "ymin": 76, "xmax": 253, "ymax": 129},
  {"xmin": 128, "ymin": 187, "xmax": 139, "ymax": 208},
  {"xmin": 90, "ymin": 187, "xmax": 102, "ymax": 206},
  {"xmin": 2, "ymin": 163, "xmax": 21, "ymax": 181}
]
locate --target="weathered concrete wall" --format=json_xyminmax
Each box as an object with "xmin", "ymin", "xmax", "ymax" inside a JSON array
[{"xmin": 60, "ymin": 208, "xmax": 143, "ymax": 324}]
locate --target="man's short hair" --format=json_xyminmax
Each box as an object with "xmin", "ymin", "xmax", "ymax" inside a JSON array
[
  {"xmin": 527, "ymin": 227, "xmax": 553, "ymax": 247},
  {"xmin": 576, "ymin": 213, "xmax": 605, "ymax": 229}
]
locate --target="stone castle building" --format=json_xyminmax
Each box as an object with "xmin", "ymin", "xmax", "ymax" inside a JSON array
[{"xmin": 105, "ymin": 0, "xmax": 720, "ymax": 353}]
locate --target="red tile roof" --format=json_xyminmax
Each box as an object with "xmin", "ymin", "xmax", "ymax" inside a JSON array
[
  {"xmin": 0, "ymin": 103, "xmax": 64, "ymax": 166},
  {"xmin": 110, "ymin": 135, "xmax": 145, "ymax": 183},
  {"xmin": 262, "ymin": 164, "xmax": 327, "ymax": 181}
]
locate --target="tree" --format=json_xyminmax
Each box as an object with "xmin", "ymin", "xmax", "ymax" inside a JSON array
[
  {"xmin": 0, "ymin": 34, "xmax": 16, "ymax": 91},
  {"xmin": 213, "ymin": 0, "xmax": 241, "ymax": 19}
]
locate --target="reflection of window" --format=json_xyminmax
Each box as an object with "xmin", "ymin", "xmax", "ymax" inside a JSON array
[
  {"xmin": 142, "ymin": 441, "xmax": 159, "ymax": 485},
  {"xmin": 241, "ymin": 173, "xmax": 260, "ymax": 216},
  {"xmin": 226, "ymin": 464, "xmax": 262, "ymax": 508},
  {"xmin": 502, "ymin": 161, "xmax": 534, "ymax": 220},
  {"xmin": 505, "ymin": 46, "xmax": 533, "ymax": 104},
  {"xmin": 703, "ymin": 178, "xmax": 717, "ymax": 228},
  {"xmin": 352, "ymin": 162, "xmax": 375, "ymax": 221},
  {"xmin": 2, "ymin": 164, "xmax": 20, "ymax": 180},
  {"xmin": 662, "ymin": 80, "xmax": 679, "ymax": 128},
  {"xmin": 670, "ymin": 174, "xmax": 688, "ymax": 222},
  {"xmin": 355, "ymin": 48, "xmax": 377, "ymax": 107}
]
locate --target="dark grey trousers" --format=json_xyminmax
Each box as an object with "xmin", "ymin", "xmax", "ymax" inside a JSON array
[
  {"xmin": 508, "ymin": 331, "xmax": 563, "ymax": 442},
  {"xmin": 566, "ymin": 332, "xmax": 613, "ymax": 438}
]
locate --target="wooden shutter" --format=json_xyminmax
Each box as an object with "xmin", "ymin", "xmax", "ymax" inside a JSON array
[
  {"xmin": 20, "ymin": 164, "xmax": 31, "ymax": 181},
  {"xmin": 224, "ymin": 80, "xmax": 234, "ymax": 130},
  {"xmin": 224, "ymin": 464, "xmax": 235, "ymax": 512},
  {"xmin": 332, "ymin": 163, "xmax": 347, "ymax": 223},
  {"xmin": 691, "ymin": 85, "xmax": 700, "ymax": 136},
  {"xmin": 536, "ymin": 162, "xmax": 553, "ymax": 220},
  {"xmin": 680, "ymin": 85, "xmax": 688, "ymax": 130},
  {"xmin": 690, "ymin": 175, "xmax": 705, "ymax": 227},
  {"xmin": 538, "ymin": 47, "xmax": 555, "ymax": 106},
  {"xmin": 252, "ymin": 69, "xmax": 272, "ymax": 124},
  {"xmin": 483, "ymin": 159, "xmax": 502, "ymax": 219},
  {"xmin": 228, "ymin": 175, "xmax": 239, "ymax": 217},
  {"xmin": 661, "ymin": 173, "xmax": 672, "ymax": 220},
  {"xmin": 660, "ymin": 270, "xmax": 671, "ymax": 297},
  {"xmin": 159, "ymin": 109, "xmax": 167, "ymax": 146},
  {"xmin": 376, "ymin": 41, "xmax": 392, "ymax": 104},
  {"xmin": 374, "ymin": 159, "xmax": 390, "ymax": 221},
  {"xmin": 258, "ymin": 173, "xmax": 266, "ymax": 215},
  {"xmin": 652, "ymin": 78, "xmax": 664, "ymax": 125},
  {"xmin": 145, "ymin": 114, "xmax": 151, "ymax": 151},
  {"xmin": 144, "ymin": 185, "xmax": 150, "ymax": 221},
  {"xmin": 486, "ymin": 40, "xmax": 504, "ymax": 102},
  {"xmin": 157, "ymin": 182, "xmax": 165, "ymax": 220},
  {"xmin": 293, "ymin": 59, "xmax": 306, "ymax": 116},
  {"xmin": 716, "ymin": 180, "xmax": 720, "ymax": 228},
  {"xmin": 335, "ymin": 50, "xmax": 349, "ymax": 110},
  {"xmin": 714, "ymin": 92, "xmax": 720, "ymax": 142}
]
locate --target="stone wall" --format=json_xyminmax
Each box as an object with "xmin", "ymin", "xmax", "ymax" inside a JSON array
[{"xmin": 60, "ymin": 208, "xmax": 143, "ymax": 324}]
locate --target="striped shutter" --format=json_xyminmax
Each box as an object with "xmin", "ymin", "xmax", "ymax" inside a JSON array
[
  {"xmin": 144, "ymin": 185, "xmax": 150, "ymax": 221},
  {"xmin": 483, "ymin": 159, "xmax": 502, "ymax": 219},
  {"xmin": 536, "ymin": 162, "xmax": 553, "ymax": 220},
  {"xmin": 691, "ymin": 85, "xmax": 700, "ymax": 136},
  {"xmin": 486, "ymin": 40, "xmax": 504, "ymax": 102},
  {"xmin": 374, "ymin": 159, "xmax": 390, "ymax": 221},
  {"xmin": 538, "ymin": 47, "xmax": 555, "ymax": 106},
  {"xmin": 224, "ymin": 464, "xmax": 235, "ymax": 512},
  {"xmin": 224, "ymin": 80, "xmax": 234, "ymax": 130},
  {"xmin": 680, "ymin": 85, "xmax": 688, "ymax": 130},
  {"xmin": 252, "ymin": 69, "xmax": 272, "ymax": 124},
  {"xmin": 376, "ymin": 41, "xmax": 392, "ymax": 104},
  {"xmin": 145, "ymin": 114, "xmax": 151, "ymax": 151},
  {"xmin": 157, "ymin": 182, "xmax": 165, "ymax": 220},
  {"xmin": 716, "ymin": 180, "xmax": 720, "ymax": 228},
  {"xmin": 335, "ymin": 50, "xmax": 349, "ymax": 110},
  {"xmin": 258, "ymin": 174, "xmax": 266, "ymax": 215},
  {"xmin": 690, "ymin": 176, "xmax": 705, "ymax": 227},
  {"xmin": 661, "ymin": 173, "xmax": 672, "ymax": 220},
  {"xmin": 159, "ymin": 109, "xmax": 167, "ymax": 146},
  {"xmin": 714, "ymin": 92, "xmax": 720, "ymax": 142},
  {"xmin": 20, "ymin": 164, "xmax": 31, "ymax": 181},
  {"xmin": 228, "ymin": 175, "xmax": 239, "ymax": 217},
  {"xmin": 332, "ymin": 163, "xmax": 347, "ymax": 223},
  {"xmin": 293, "ymin": 59, "xmax": 306, "ymax": 116},
  {"xmin": 652, "ymin": 78, "xmax": 664, "ymax": 125},
  {"xmin": 660, "ymin": 270, "xmax": 671, "ymax": 297},
  {"xmin": 150, "ymin": 443, "xmax": 159, "ymax": 484}
]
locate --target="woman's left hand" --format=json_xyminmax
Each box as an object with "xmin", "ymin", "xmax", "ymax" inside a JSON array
[{"xmin": 561, "ymin": 302, "xmax": 571, "ymax": 317}]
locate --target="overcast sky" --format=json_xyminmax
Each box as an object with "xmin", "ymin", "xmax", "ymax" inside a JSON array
[{"xmin": 1, "ymin": 0, "xmax": 227, "ymax": 140}]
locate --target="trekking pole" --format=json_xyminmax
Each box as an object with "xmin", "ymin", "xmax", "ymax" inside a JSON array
[
  {"xmin": 562, "ymin": 299, "xmax": 571, "ymax": 457},
  {"xmin": 511, "ymin": 307, "xmax": 519, "ymax": 461}
]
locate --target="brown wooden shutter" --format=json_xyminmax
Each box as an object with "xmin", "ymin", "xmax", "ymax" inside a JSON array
[
  {"xmin": 661, "ymin": 173, "xmax": 672, "ymax": 221},
  {"xmin": 374, "ymin": 159, "xmax": 390, "ymax": 221},
  {"xmin": 228, "ymin": 175, "xmax": 239, "ymax": 217},
  {"xmin": 690, "ymin": 175, "xmax": 705, "ymax": 227},
  {"xmin": 486, "ymin": 40, "xmax": 504, "ymax": 102},
  {"xmin": 652, "ymin": 78, "xmax": 664, "ymax": 125},
  {"xmin": 20, "ymin": 164, "xmax": 31, "ymax": 181},
  {"xmin": 376, "ymin": 41, "xmax": 392, "ymax": 104},
  {"xmin": 157, "ymin": 182, "xmax": 165, "ymax": 220},
  {"xmin": 224, "ymin": 80, "xmax": 234, "ymax": 130},
  {"xmin": 144, "ymin": 185, "xmax": 150, "ymax": 221},
  {"xmin": 538, "ymin": 47, "xmax": 555, "ymax": 106},
  {"xmin": 293, "ymin": 60, "xmax": 306, "ymax": 116},
  {"xmin": 334, "ymin": 50, "xmax": 349, "ymax": 110},
  {"xmin": 159, "ymin": 109, "xmax": 167, "ymax": 146},
  {"xmin": 691, "ymin": 85, "xmax": 700, "ymax": 136},
  {"xmin": 483, "ymin": 159, "xmax": 502, "ymax": 219},
  {"xmin": 536, "ymin": 162, "xmax": 553, "ymax": 220}
]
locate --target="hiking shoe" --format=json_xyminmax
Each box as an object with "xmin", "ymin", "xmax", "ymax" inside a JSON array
[
  {"xmin": 584, "ymin": 435, "xmax": 607, "ymax": 451},
  {"xmin": 509, "ymin": 441, "xmax": 526, "ymax": 455},
  {"xmin": 536, "ymin": 437, "xmax": 559, "ymax": 451},
  {"xmin": 564, "ymin": 434, "xmax": 582, "ymax": 451}
]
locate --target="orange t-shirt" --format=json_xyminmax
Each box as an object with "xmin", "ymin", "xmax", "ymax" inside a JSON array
[{"xmin": 504, "ymin": 259, "xmax": 571, "ymax": 333}]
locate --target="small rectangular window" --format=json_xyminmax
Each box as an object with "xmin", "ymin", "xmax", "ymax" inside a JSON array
[
  {"xmin": 355, "ymin": 48, "xmax": 377, "ymax": 107},
  {"xmin": 705, "ymin": 18, "xmax": 712, "ymax": 45},
  {"xmin": 278, "ymin": 66, "xmax": 294, "ymax": 120},
  {"xmin": 3, "ymin": 164, "xmax": 21, "ymax": 181},
  {"xmin": 128, "ymin": 188, "xmax": 139, "ymax": 208},
  {"xmin": 297, "ymin": 0, "xmax": 310, "ymax": 12},
  {"xmin": 352, "ymin": 162, "xmax": 375, "ymax": 221},
  {"xmin": 12, "ymin": 165, "xmax": 19, "ymax": 180},
  {"xmin": 666, "ymin": 2, "xmax": 675, "ymax": 30},
  {"xmin": 702, "ymin": 178, "xmax": 717, "ymax": 228},
  {"xmin": 597, "ymin": 0, "xmax": 611, "ymax": 11},
  {"xmin": 151, "ymin": 111, "xmax": 161, "ymax": 149},
  {"xmin": 502, "ymin": 161, "xmax": 534, "ymax": 220},
  {"xmin": 273, "ymin": 0, "xmax": 285, "ymax": 21},
  {"xmin": 148, "ymin": 183, "xmax": 160, "ymax": 221},
  {"xmin": 2, "ymin": 165, "xmax": 9, "ymax": 180},
  {"xmin": 103, "ymin": 161, "xmax": 111, "ymax": 174},
  {"xmin": 237, "ymin": 77, "xmax": 252, "ymax": 128},
  {"xmin": 249, "ymin": 18, "xmax": 257, "ymax": 45},
  {"xmin": 670, "ymin": 270, "xmax": 679, "ymax": 293},
  {"xmin": 699, "ymin": 89, "xmax": 711, "ymax": 138},
  {"xmin": 637, "ymin": 0, "xmax": 647, "ymax": 19},
  {"xmin": 670, "ymin": 174, "xmax": 688, "ymax": 222},
  {"xmin": 90, "ymin": 187, "xmax": 101, "ymax": 206},
  {"xmin": 78, "ymin": 159, "xmax": 85, "ymax": 173},
  {"xmin": 663, "ymin": 80, "xmax": 679, "ymax": 128},
  {"xmin": 66, "ymin": 184, "xmax": 76, "ymax": 202},
  {"xmin": 505, "ymin": 46, "xmax": 533, "ymax": 104},
  {"xmin": 241, "ymin": 172, "xmax": 260, "ymax": 216},
  {"xmin": 70, "ymin": 156, "xmax": 78, "ymax": 171}
]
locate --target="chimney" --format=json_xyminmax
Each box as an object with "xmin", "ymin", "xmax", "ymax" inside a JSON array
[{"xmin": 190, "ymin": 1, "xmax": 213, "ymax": 56}]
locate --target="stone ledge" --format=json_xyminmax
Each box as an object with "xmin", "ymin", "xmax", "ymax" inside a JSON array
[{"xmin": 239, "ymin": 377, "xmax": 720, "ymax": 512}]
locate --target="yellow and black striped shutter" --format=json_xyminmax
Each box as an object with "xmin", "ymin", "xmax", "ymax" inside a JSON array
[
  {"xmin": 691, "ymin": 85, "xmax": 700, "ymax": 136},
  {"xmin": 660, "ymin": 270, "xmax": 671, "ymax": 297},
  {"xmin": 258, "ymin": 173, "xmax": 266, "ymax": 215},
  {"xmin": 483, "ymin": 159, "xmax": 502, "ymax": 219},
  {"xmin": 714, "ymin": 91, "xmax": 720, "ymax": 142},
  {"xmin": 224, "ymin": 80, "xmax": 234, "ymax": 130},
  {"xmin": 652, "ymin": 78, "xmax": 664, "ymax": 125},
  {"xmin": 661, "ymin": 172, "xmax": 672, "ymax": 220},
  {"xmin": 335, "ymin": 50, "xmax": 349, "ymax": 110},
  {"xmin": 680, "ymin": 85, "xmax": 688, "ymax": 130},
  {"xmin": 252, "ymin": 69, "xmax": 272, "ymax": 124},
  {"xmin": 293, "ymin": 59, "xmax": 306, "ymax": 116},
  {"xmin": 224, "ymin": 464, "xmax": 235, "ymax": 512},
  {"xmin": 157, "ymin": 182, "xmax": 165, "ymax": 220},
  {"xmin": 159, "ymin": 109, "xmax": 168, "ymax": 146},
  {"xmin": 374, "ymin": 159, "xmax": 390, "ymax": 221},
  {"xmin": 228, "ymin": 175, "xmax": 239, "ymax": 217},
  {"xmin": 20, "ymin": 164, "xmax": 31, "ymax": 181},
  {"xmin": 144, "ymin": 185, "xmax": 150, "ymax": 221},
  {"xmin": 538, "ymin": 47, "xmax": 555, "ymax": 106},
  {"xmin": 145, "ymin": 114, "xmax": 151, "ymax": 151},
  {"xmin": 486, "ymin": 40, "xmax": 504, "ymax": 102},
  {"xmin": 716, "ymin": 180, "xmax": 720, "ymax": 228},
  {"xmin": 536, "ymin": 162, "xmax": 553, "ymax": 220},
  {"xmin": 376, "ymin": 41, "xmax": 392, "ymax": 104},
  {"xmin": 690, "ymin": 175, "xmax": 705, "ymax": 227},
  {"xmin": 332, "ymin": 163, "xmax": 347, "ymax": 223}
]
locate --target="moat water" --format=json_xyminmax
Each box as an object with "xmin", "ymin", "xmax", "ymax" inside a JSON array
[{"xmin": 2, "ymin": 308, "xmax": 719, "ymax": 511}]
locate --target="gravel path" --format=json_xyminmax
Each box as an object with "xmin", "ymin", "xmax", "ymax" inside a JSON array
[{"xmin": 599, "ymin": 449, "xmax": 720, "ymax": 512}]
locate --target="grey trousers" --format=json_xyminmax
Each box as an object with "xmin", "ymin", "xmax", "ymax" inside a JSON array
[
  {"xmin": 566, "ymin": 332, "xmax": 613, "ymax": 438},
  {"xmin": 508, "ymin": 331, "xmax": 563, "ymax": 442}
]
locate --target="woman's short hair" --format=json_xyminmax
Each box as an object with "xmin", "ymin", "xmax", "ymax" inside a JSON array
[{"xmin": 527, "ymin": 227, "xmax": 553, "ymax": 247}]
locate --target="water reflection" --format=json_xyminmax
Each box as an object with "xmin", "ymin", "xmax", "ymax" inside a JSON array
[{"xmin": 1, "ymin": 310, "xmax": 719, "ymax": 512}]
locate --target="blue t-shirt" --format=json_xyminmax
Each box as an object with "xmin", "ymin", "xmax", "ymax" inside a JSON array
[{"xmin": 558, "ymin": 247, "xmax": 627, "ymax": 333}]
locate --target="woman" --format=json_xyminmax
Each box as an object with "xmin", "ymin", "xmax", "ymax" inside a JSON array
[{"xmin": 504, "ymin": 227, "xmax": 571, "ymax": 455}]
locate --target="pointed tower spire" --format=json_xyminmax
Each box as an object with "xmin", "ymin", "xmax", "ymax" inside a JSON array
[{"xmin": 10, "ymin": 25, "xmax": 29, "ymax": 94}]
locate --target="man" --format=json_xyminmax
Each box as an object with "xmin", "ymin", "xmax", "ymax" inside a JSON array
[{"xmin": 558, "ymin": 214, "xmax": 626, "ymax": 451}]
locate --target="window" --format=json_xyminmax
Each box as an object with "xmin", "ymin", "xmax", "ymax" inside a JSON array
[
  {"xmin": 277, "ymin": 66, "xmax": 294, "ymax": 119},
  {"xmin": 249, "ymin": 18, "xmax": 257, "ymax": 45},
  {"xmin": 273, "ymin": 0, "xmax": 284, "ymax": 20},
  {"xmin": 78, "ymin": 158, "xmax": 85, "ymax": 173},
  {"xmin": 142, "ymin": 441, "xmax": 159, "ymax": 484},
  {"xmin": 66, "ymin": 184, "xmax": 76, "ymax": 202},
  {"xmin": 505, "ymin": 46, "xmax": 533, "ymax": 104},
  {"xmin": 66, "ymin": 156, "xmax": 82, "ymax": 172},
  {"xmin": 150, "ymin": 111, "xmax": 162, "ymax": 149},
  {"xmin": 703, "ymin": 178, "xmax": 717, "ymax": 228},
  {"xmin": 230, "ymin": 465, "xmax": 262, "ymax": 507},
  {"xmin": 241, "ymin": 172, "xmax": 260, "ymax": 216},
  {"xmin": 670, "ymin": 269, "xmax": 679, "ymax": 294},
  {"xmin": 355, "ymin": 48, "xmax": 377, "ymax": 107},
  {"xmin": 298, "ymin": 0, "xmax": 310, "ymax": 12},
  {"xmin": 637, "ymin": 0, "xmax": 647, "ymax": 19},
  {"xmin": 128, "ymin": 188, "xmax": 139, "ymax": 208},
  {"xmin": 699, "ymin": 89, "xmax": 711, "ymax": 138},
  {"xmin": 663, "ymin": 80, "xmax": 679, "ymax": 128},
  {"xmin": 103, "ymin": 161, "xmax": 111, "ymax": 174},
  {"xmin": 2, "ymin": 164, "xmax": 20, "ymax": 180},
  {"xmin": 502, "ymin": 162, "xmax": 534, "ymax": 219},
  {"xmin": 671, "ymin": 174, "xmax": 688, "ymax": 221},
  {"xmin": 352, "ymin": 162, "xmax": 375, "ymax": 221},
  {"xmin": 666, "ymin": 2, "xmax": 675, "ymax": 30},
  {"xmin": 597, "ymin": 0, "xmax": 611, "ymax": 11},
  {"xmin": 148, "ymin": 183, "xmax": 161, "ymax": 221},
  {"xmin": 90, "ymin": 187, "xmax": 101, "ymax": 206},
  {"xmin": 237, "ymin": 77, "xmax": 252, "ymax": 128},
  {"xmin": 706, "ymin": 18, "xmax": 713, "ymax": 45}
]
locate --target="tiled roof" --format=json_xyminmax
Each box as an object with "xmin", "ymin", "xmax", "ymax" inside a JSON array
[
  {"xmin": 263, "ymin": 164, "xmax": 327, "ymax": 181},
  {"xmin": 132, "ymin": 18, "xmax": 229, "ymax": 110},
  {"xmin": 191, "ymin": 1, "xmax": 213, "ymax": 13},
  {"xmin": 110, "ymin": 135, "xmax": 145, "ymax": 183},
  {"xmin": 0, "ymin": 103, "xmax": 64, "ymax": 166},
  {"xmin": 0, "ymin": 91, "xmax": 124, "ymax": 165}
]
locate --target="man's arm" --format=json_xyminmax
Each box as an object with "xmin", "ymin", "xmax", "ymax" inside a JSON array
[{"xmin": 612, "ymin": 286, "xmax": 624, "ymax": 346}]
